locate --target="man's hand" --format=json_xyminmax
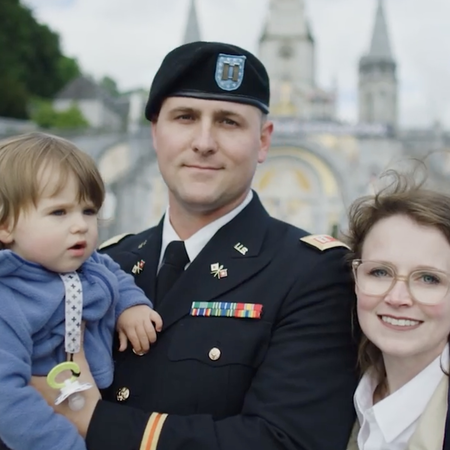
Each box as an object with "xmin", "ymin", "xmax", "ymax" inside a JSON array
[{"xmin": 117, "ymin": 305, "xmax": 163, "ymax": 354}]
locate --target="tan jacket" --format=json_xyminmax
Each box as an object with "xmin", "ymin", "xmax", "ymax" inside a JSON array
[{"xmin": 347, "ymin": 376, "xmax": 447, "ymax": 450}]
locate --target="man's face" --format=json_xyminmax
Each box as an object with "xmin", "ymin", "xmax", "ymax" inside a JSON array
[{"xmin": 151, "ymin": 96, "xmax": 273, "ymax": 216}]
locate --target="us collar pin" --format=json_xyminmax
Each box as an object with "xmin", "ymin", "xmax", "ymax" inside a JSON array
[{"xmin": 234, "ymin": 242, "xmax": 248, "ymax": 255}]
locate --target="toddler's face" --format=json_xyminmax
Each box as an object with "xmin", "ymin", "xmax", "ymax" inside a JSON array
[{"xmin": 2, "ymin": 170, "xmax": 99, "ymax": 273}]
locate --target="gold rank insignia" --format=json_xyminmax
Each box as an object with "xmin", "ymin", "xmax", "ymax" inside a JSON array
[
  {"xmin": 132, "ymin": 260, "xmax": 145, "ymax": 274},
  {"xmin": 300, "ymin": 234, "xmax": 350, "ymax": 251},
  {"xmin": 98, "ymin": 233, "xmax": 132, "ymax": 250},
  {"xmin": 210, "ymin": 263, "xmax": 228, "ymax": 279}
]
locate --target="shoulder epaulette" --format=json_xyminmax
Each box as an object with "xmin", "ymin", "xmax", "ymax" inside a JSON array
[
  {"xmin": 300, "ymin": 234, "xmax": 350, "ymax": 251},
  {"xmin": 98, "ymin": 233, "xmax": 133, "ymax": 250}
]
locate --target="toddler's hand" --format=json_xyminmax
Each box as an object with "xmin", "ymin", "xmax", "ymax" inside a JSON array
[{"xmin": 117, "ymin": 305, "xmax": 163, "ymax": 354}]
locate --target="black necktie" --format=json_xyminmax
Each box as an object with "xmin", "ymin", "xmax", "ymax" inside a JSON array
[{"xmin": 156, "ymin": 240, "xmax": 189, "ymax": 304}]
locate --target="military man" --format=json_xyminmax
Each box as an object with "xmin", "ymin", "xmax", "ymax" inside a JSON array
[{"xmin": 39, "ymin": 41, "xmax": 358, "ymax": 450}]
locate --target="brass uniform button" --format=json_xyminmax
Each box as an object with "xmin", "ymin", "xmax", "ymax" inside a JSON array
[
  {"xmin": 116, "ymin": 387, "xmax": 130, "ymax": 402},
  {"xmin": 208, "ymin": 347, "xmax": 221, "ymax": 361}
]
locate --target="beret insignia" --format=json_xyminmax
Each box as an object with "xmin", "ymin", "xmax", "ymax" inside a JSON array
[{"xmin": 215, "ymin": 53, "xmax": 246, "ymax": 91}]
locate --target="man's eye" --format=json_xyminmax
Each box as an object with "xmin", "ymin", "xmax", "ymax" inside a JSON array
[
  {"xmin": 176, "ymin": 114, "xmax": 194, "ymax": 121},
  {"xmin": 221, "ymin": 118, "xmax": 238, "ymax": 126}
]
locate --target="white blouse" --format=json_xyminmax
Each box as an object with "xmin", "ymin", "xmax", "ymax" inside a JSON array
[{"xmin": 354, "ymin": 345, "xmax": 449, "ymax": 450}]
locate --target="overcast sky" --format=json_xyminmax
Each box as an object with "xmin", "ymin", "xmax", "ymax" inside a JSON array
[{"xmin": 25, "ymin": 0, "xmax": 450, "ymax": 129}]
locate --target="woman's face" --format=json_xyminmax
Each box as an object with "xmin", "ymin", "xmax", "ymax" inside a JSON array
[{"xmin": 356, "ymin": 214, "xmax": 450, "ymax": 370}]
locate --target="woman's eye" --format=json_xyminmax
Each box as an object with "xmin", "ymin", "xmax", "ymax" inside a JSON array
[
  {"xmin": 418, "ymin": 273, "xmax": 440, "ymax": 285},
  {"xmin": 369, "ymin": 268, "xmax": 391, "ymax": 277}
]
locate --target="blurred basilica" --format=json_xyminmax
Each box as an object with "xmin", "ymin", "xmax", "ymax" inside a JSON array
[{"xmin": 41, "ymin": 0, "xmax": 450, "ymax": 237}]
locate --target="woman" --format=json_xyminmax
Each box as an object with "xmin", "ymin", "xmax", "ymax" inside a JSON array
[{"xmin": 346, "ymin": 171, "xmax": 450, "ymax": 450}]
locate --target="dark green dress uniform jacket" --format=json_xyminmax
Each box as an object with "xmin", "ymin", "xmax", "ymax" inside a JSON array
[{"xmin": 86, "ymin": 193, "xmax": 359, "ymax": 450}]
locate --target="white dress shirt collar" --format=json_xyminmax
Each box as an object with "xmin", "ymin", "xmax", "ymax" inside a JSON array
[
  {"xmin": 355, "ymin": 345, "xmax": 449, "ymax": 448},
  {"xmin": 159, "ymin": 190, "xmax": 253, "ymax": 268}
]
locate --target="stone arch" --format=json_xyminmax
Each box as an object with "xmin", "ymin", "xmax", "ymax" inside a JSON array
[{"xmin": 253, "ymin": 146, "xmax": 344, "ymax": 234}]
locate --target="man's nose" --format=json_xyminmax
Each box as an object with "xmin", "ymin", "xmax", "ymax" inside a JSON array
[{"xmin": 191, "ymin": 121, "xmax": 218, "ymax": 155}]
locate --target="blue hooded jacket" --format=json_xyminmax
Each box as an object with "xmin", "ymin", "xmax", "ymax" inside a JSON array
[{"xmin": 0, "ymin": 250, "xmax": 153, "ymax": 450}]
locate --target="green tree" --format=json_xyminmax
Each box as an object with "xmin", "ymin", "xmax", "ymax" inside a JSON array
[
  {"xmin": 100, "ymin": 76, "xmax": 120, "ymax": 98},
  {"xmin": 31, "ymin": 100, "xmax": 88, "ymax": 130},
  {"xmin": 54, "ymin": 104, "xmax": 89, "ymax": 129},
  {"xmin": 0, "ymin": 75, "xmax": 29, "ymax": 119},
  {"xmin": 58, "ymin": 56, "xmax": 82, "ymax": 88},
  {"xmin": 30, "ymin": 99, "xmax": 58, "ymax": 128},
  {"xmin": 0, "ymin": 0, "xmax": 81, "ymax": 118}
]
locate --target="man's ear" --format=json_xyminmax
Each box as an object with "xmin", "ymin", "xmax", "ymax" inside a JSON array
[{"xmin": 0, "ymin": 222, "xmax": 14, "ymax": 245}]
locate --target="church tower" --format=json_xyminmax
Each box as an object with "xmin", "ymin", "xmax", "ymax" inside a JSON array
[
  {"xmin": 358, "ymin": 0, "xmax": 398, "ymax": 130},
  {"xmin": 183, "ymin": 0, "xmax": 201, "ymax": 44},
  {"xmin": 259, "ymin": 0, "xmax": 335, "ymax": 121},
  {"xmin": 259, "ymin": 0, "xmax": 315, "ymax": 90}
]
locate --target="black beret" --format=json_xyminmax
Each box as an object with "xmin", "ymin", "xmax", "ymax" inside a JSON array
[{"xmin": 145, "ymin": 41, "xmax": 270, "ymax": 119}]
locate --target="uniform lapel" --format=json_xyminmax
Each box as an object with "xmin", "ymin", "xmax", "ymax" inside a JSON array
[
  {"xmin": 127, "ymin": 218, "xmax": 163, "ymax": 304},
  {"xmin": 157, "ymin": 194, "xmax": 277, "ymax": 330}
]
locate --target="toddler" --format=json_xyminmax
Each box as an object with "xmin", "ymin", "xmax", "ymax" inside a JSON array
[{"xmin": 0, "ymin": 132, "xmax": 161, "ymax": 450}]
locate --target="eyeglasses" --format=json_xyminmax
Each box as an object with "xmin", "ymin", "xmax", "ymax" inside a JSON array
[{"xmin": 352, "ymin": 259, "xmax": 450, "ymax": 306}]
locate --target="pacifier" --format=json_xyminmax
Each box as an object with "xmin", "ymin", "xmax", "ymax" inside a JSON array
[{"xmin": 46, "ymin": 361, "xmax": 92, "ymax": 411}]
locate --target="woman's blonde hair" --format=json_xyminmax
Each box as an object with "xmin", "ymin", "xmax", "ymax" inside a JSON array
[
  {"xmin": 346, "ymin": 166, "xmax": 450, "ymax": 386},
  {"xmin": 0, "ymin": 132, "xmax": 105, "ymax": 228}
]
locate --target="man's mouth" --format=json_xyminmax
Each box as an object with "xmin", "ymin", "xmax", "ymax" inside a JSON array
[{"xmin": 184, "ymin": 164, "xmax": 222, "ymax": 171}]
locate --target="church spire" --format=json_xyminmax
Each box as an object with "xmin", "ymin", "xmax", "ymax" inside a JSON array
[
  {"xmin": 262, "ymin": 0, "xmax": 311, "ymax": 39},
  {"xmin": 183, "ymin": 0, "xmax": 201, "ymax": 44},
  {"xmin": 358, "ymin": 0, "xmax": 398, "ymax": 130},
  {"xmin": 368, "ymin": 0, "xmax": 393, "ymax": 60},
  {"xmin": 258, "ymin": 0, "xmax": 337, "ymax": 120}
]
